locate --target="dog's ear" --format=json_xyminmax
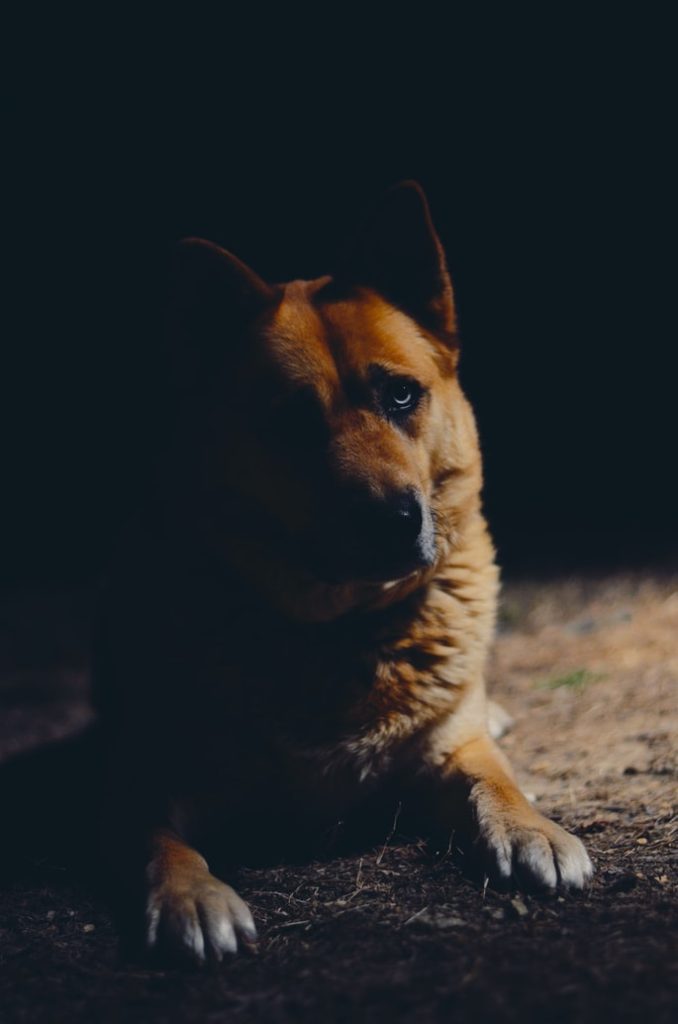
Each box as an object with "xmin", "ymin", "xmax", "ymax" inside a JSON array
[
  {"xmin": 170, "ymin": 237, "xmax": 275, "ymax": 341},
  {"xmin": 335, "ymin": 181, "xmax": 456, "ymax": 339}
]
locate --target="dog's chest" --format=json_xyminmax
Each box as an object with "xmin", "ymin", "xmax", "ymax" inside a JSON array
[{"xmin": 188, "ymin": 582, "xmax": 486, "ymax": 795}]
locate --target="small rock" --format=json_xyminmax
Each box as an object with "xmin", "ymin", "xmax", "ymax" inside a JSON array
[
  {"xmin": 566, "ymin": 617, "xmax": 597, "ymax": 635},
  {"xmin": 510, "ymin": 898, "xmax": 529, "ymax": 918},
  {"xmin": 407, "ymin": 908, "xmax": 465, "ymax": 929},
  {"xmin": 82, "ymin": 923, "xmax": 96, "ymax": 933}
]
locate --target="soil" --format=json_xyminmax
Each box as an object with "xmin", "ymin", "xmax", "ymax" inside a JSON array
[{"xmin": 1, "ymin": 573, "xmax": 677, "ymax": 1023}]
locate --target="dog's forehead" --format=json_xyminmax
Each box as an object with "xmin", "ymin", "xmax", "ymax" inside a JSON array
[
  {"xmin": 261, "ymin": 280, "xmax": 441, "ymax": 396},
  {"xmin": 260, "ymin": 281, "xmax": 338, "ymax": 398}
]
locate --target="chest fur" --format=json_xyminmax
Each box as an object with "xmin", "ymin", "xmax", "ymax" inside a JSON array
[
  {"xmin": 189, "ymin": 557, "xmax": 498, "ymax": 787},
  {"xmin": 101, "ymin": 530, "xmax": 499, "ymax": 814}
]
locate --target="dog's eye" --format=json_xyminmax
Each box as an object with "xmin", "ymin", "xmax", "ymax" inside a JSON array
[
  {"xmin": 383, "ymin": 377, "xmax": 421, "ymax": 417},
  {"xmin": 391, "ymin": 382, "xmax": 413, "ymax": 408},
  {"xmin": 366, "ymin": 364, "xmax": 424, "ymax": 422}
]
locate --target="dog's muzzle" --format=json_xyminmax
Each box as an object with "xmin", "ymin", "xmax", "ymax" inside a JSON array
[{"xmin": 313, "ymin": 487, "xmax": 436, "ymax": 584}]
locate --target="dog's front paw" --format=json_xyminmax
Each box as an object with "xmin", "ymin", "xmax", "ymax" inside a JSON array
[
  {"xmin": 471, "ymin": 785, "xmax": 593, "ymax": 891},
  {"xmin": 145, "ymin": 868, "xmax": 257, "ymax": 964}
]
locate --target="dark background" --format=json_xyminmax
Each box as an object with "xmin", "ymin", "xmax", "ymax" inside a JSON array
[{"xmin": 4, "ymin": 15, "xmax": 675, "ymax": 584}]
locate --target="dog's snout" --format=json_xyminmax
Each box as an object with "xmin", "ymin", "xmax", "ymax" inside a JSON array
[
  {"xmin": 313, "ymin": 487, "xmax": 435, "ymax": 584},
  {"xmin": 351, "ymin": 488, "xmax": 423, "ymax": 546},
  {"xmin": 355, "ymin": 488, "xmax": 434, "ymax": 567}
]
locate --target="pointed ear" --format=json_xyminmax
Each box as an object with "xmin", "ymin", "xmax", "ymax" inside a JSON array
[
  {"xmin": 335, "ymin": 181, "xmax": 456, "ymax": 339},
  {"xmin": 170, "ymin": 237, "xmax": 275, "ymax": 340}
]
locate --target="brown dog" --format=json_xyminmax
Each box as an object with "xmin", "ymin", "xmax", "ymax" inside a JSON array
[{"xmin": 94, "ymin": 182, "xmax": 592, "ymax": 964}]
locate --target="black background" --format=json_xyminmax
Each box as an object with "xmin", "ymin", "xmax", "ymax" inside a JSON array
[{"xmin": 4, "ymin": 13, "xmax": 675, "ymax": 583}]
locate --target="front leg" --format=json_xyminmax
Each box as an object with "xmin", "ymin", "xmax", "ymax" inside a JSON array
[
  {"xmin": 144, "ymin": 827, "xmax": 258, "ymax": 963},
  {"xmin": 424, "ymin": 728, "xmax": 593, "ymax": 891}
]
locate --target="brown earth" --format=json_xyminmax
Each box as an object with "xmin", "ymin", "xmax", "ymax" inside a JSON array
[{"xmin": 0, "ymin": 573, "xmax": 677, "ymax": 1023}]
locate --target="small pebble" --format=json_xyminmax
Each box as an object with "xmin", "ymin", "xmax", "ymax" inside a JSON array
[
  {"xmin": 510, "ymin": 898, "xmax": 529, "ymax": 918},
  {"xmin": 566, "ymin": 617, "xmax": 597, "ymax": 635}
]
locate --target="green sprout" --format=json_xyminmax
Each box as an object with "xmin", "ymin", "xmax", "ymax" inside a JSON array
[{"xmin": 538, "ymin": 668, "xmax": 604, "ymax": 691}]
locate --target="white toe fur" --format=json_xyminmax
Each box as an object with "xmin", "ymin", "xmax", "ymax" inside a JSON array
[
  {"xmin": 181, "ymin": 916, "xmax": 206, "ymax": 961},
  {"xmin": 513, "ymin": 834, "xmax": 559, "ymax": 890},
  {"xmin": 552, "ymin": 833, "xmax": 594, "ymax": 889}
]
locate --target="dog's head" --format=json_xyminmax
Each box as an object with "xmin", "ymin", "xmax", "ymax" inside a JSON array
[{"xmin": 169, "ymin": 183, "xmax": 483, "ymax": 620}]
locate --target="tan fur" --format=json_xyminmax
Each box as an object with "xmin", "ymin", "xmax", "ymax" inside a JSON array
[{"xmin": 96, "ymin": 182, "xmax": 592, "ymax": 966}]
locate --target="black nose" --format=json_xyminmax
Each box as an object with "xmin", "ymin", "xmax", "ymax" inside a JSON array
[
  {"xmin": 382, "ymin": 491, "xmax": 423, "ymax": 546},
  {"xmin": 358, "ymin": 489, "xmax": 423, "ymax": 549}
]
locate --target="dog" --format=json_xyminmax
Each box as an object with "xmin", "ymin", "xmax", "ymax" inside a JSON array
[{"xmin": 94, "ymin": 182, "xmax": 592, "ymax": 965}]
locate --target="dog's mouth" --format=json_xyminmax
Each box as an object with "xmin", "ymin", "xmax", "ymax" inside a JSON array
[
  {"xmin": 306, "ymin": 528, "xmax": 437, "ymax": 588},
  {"xmin": 315, "ymin": 544, "xmax": 436, "ymax": 585}
]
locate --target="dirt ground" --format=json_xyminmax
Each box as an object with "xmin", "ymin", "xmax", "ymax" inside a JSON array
[{"xmin": 1, "ymin": 572, "xmax": 676, "ymax": 1023}]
